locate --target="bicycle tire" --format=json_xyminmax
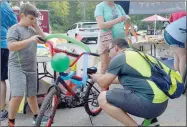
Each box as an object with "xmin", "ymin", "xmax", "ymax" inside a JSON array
[
  {"xmin": 35, "ymin": 87, "xmax": 58, "ymax": 126},
  {"xmin": 84, "ymin": 81, "xmax": 102, "ymax": 116}
]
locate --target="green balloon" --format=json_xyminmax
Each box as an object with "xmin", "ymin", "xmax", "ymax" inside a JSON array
[{"xmin": 51, "ymin": 53, "xmax": 70, "ymax": 72}]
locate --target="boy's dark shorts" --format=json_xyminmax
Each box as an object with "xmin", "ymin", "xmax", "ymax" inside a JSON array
[{"xmin": 1, "ymin": 48, "xmax": 9, "ymax": 81}]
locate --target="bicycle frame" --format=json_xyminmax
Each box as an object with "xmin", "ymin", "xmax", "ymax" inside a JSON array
[
  {"xmin": 47, "ymin": 41, "xmax": 98, "ymax": 101},
  {"xmin": 35, "ymin": 38, "xmax": 101, "ymax": 127}
]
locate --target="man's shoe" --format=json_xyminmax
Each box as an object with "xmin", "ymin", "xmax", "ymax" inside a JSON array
[
  {"xmin": 141, "ymin": 118, "xmax": 160, "ymax": 126},
  {"xmin": 0, "ymin": 110, "xmax": 8, "ymax": 121},
  {"xmin": 33, "ymin": 116, "xmax": 49, "ymax": 125}
]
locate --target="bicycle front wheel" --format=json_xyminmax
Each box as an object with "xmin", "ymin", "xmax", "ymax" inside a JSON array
[
  {"xmin": 35, "ymin": 87, "xmax": 59, "ymax": 127},
  {"xmin": 84, "ymin": 81, "xmax": 102, "ymax": 116}
]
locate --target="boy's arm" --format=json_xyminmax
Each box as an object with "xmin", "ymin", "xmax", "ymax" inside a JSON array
[
  {"xmin": 32, "ymin": 21, "xmax": 45, "ymax": 38},
  {"xmin": 8, "ymin": 35, "xmax": 41, "ymax": 51}
]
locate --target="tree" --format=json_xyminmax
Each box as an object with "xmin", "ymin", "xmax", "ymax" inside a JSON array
[{"xmin": 76, "ymin": 0, "xmax": 99, "ymax": 22}]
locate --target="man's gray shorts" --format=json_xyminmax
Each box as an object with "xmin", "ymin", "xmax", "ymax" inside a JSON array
[
  {"xmin": 106, "ymin": 87, "xmax": 168, "ymax": 119},
  {"xmin": 8, "ymin": 68, "xmax": 37, "ymax": 98}
]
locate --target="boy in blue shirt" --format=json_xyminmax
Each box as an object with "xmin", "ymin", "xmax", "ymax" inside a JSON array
[{"xmin": 1, "ymin": 0, "xmax": 18, "ymax": 121}]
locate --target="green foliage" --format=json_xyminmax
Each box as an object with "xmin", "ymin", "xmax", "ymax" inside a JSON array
[
  {"xmin": 34, "ymin": 1, "xmax": 168, "ymax": 33},
  {"xmin": 35, "ymin": 1, "xmax": 100, "ymax": 33}
]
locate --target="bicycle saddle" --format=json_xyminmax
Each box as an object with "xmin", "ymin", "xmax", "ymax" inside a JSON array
[{"xmin": 87, "ymin": 67, "xmax": 97, "ymax": 74}]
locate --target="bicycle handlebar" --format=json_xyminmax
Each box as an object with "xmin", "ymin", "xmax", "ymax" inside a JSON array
[
  {"xmin": 54, "ymin": 47, "xmax": 99, "ymax": 58},
  {"xmin": 90, "ymin": 52, "xmax": 100, "ymax": 57}
]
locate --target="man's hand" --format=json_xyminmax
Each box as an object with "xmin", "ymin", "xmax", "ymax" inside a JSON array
[
  {"xmin": 89, "ymin": 73, "xmax": 117, "ymax": 89},
  {"xmin": 89, "ymin": 74, "xmax": 103, "ymax": 83}
]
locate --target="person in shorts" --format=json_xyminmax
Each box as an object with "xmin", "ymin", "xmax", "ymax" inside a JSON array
[
  {"xmin": 7, "ymin": 3, "xmax": 47, "ymax": 126},
  {"xmin": 95, "ymin": 1, "xmax": 130, "ymax": 74},
  {"xmin": 164, "ymin": 14, "xmax": 186, "ymax": 77},
  {"xmin": 90, "ymin": 38, "xmax": 169, "ymax": 126},
  {"xmin": 1, "ymin": 0, "xmax": 18, "ymax": 121}
]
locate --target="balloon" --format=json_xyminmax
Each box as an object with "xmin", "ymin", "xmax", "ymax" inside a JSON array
[
  {"xmin": 51, "ymin": 53, "xmax": 70, "ymax": 72},
  {"xmin": 45, "ymin": 34, "xmax": 91, "ymax": 52}
]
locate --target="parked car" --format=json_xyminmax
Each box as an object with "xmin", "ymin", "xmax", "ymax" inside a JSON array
[{"xmin": 67, "ymin": 22, "xmax": 99, "ymax": 44}]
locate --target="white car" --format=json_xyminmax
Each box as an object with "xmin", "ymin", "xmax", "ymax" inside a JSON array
[{"xmin": 67, "ymin": 22, "xmax": 99, "ymax": 44}]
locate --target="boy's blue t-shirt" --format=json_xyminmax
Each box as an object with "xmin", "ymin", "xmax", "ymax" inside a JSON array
[
  {"xmin": 95, "ymin": 2, "xmax": 128, "ymax": 39},
  {"xmin": 1, "ymin": 0, "xmax": 18, "ymax": 48}
]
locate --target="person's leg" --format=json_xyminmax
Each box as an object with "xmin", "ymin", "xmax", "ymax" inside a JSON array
[
  {"xmin": 8, "ymin": 68, "xmax": 27, "ymax": 126},
  {"xmin": 92, "ymin": 49, "xmax": 100, "ymax": 67},
  {"xmin": 175, "ymin": 47, "xmax": 186, "ymax": 77},
  {"xmin": 26, "ymin": 71, "xmax": 40, "ymax": 115},
  {"xmin": 1, "ymin": 49, "xmax": 9, "ymax": 121},
  {"xmin": 26, "ymin": 72, "xmax": 48, "ymax": 125},
  {"xmin": 100, "ymin": 52, "xmax": 110, "ymax": 74},
  {"xmin": 170, "ymin": 46, "xmax": 179, "ymax": 71},
  {"xmin": 8, "ymin": 96, "xmax": 23, "ymax": 126},
  {"xmin": 171, "ymin": 46, "xmax": 186, "ymax": 76},
  {"xmin": 98, "ymin": 91, "xmax": 138, "ymax": 126},
  {"xmin": 8, "ymin": 97, "xmax": 23, "ymax": 119},
  {"xmin": 1, "ymin": 81, "xmax": 7, "ymax": 111},
  {"xmin": 27, "ymin": 96, "xmax": 39, "ymax": 115}
]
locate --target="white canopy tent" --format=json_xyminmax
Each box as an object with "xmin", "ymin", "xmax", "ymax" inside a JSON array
[
  {"xmin": 141, "ymin": 14, "xmax": 169, "ymax": 35},
  {"xmin": 115, "ymin": 0, "xmax": 186, "ymax": 14},
  {"xmin": 129, "ymin": 1, "xmax": 185, "ymax": 14}
]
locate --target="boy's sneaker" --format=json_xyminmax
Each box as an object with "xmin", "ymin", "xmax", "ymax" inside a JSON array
[
  {"xmin": 8, "ymin": 119, "xmax": 15, "ymax": 127},
  {"xmin": 141, "ymin": 118, "xmax": 160, "ymax": 126},
  {"xmin": 0, "ymin": 110, "xmax": 8, "ymax": 121},
  {"xmin": 33, "ymin": 116, "xmax": 49, "ymax": 125}
]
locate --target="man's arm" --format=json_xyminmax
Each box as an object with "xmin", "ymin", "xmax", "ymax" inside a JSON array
[
  {"xmin": 113, "ymin": 77, "xmax": 120, "ymax": 84},
  {"xmin": 91, "ymin": 73, "xmax": 117, "ymax": 89}
]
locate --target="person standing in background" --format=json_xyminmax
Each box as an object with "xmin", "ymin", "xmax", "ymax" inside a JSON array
[
  {"xmin": 169, "ymin": 11, "xmax": 186, "ymax": 23},
  {"xmin": 0, "ymin": 0, "xmax": 18, "ymax": 121},
  {"xmin": 95, "ymin": 0, "xmax": 131, "ymax": 74},
  {"xmin": 164, "ymin": 11, "xmax": 186, "ymax": 77}
]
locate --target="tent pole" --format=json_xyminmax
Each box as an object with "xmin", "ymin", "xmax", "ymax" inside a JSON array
[{"xmin": 154, "ymin": 14, "xmax": 157, "ymax": 35}]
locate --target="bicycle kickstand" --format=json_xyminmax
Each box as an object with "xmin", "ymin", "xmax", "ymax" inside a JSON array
[{"xmin": 89, "ymin": 115, "xmax": 94, "ymax": 126}]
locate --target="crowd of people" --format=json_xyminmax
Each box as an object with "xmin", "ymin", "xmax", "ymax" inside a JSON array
[{"xmin": 1, "ymin": 0, "xmax": 186, "ymax": 127}]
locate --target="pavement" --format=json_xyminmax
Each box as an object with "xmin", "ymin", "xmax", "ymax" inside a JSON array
[{"xmin": 1, "ymin": 43, "xmax": 186, "ymax": 126}]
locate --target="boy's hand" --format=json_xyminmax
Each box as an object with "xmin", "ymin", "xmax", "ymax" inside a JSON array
[
  {"xmin": 32, "ymin": 20, "xmax": 40, "ymax": 29},
  {"xmin": 29, "ymin": 35, "xmax": 46, "ymax": 44}
]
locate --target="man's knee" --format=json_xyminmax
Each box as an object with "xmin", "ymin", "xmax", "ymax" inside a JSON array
[{"xmin": 98, "ymin": 91, "xmax": 107, "ymax": 108}]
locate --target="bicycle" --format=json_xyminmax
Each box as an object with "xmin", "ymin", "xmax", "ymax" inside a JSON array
[{"xmin": 35, "ymin": 41, "xmax": 102, "ymax": 126}]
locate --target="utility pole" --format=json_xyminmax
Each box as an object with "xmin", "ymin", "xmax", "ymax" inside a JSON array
[{"xmin": 83, "ymin": 0, "xmax": 86, "ymax": 21}]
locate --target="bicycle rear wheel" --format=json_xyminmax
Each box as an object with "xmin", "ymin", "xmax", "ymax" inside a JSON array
[
  {"xmin": 84, "ymin": 81, "xmax": 102, "ymax": 116},
  {"xmin": 35, "ymin": 87, "xmax": 59, "ymax": 127}
]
